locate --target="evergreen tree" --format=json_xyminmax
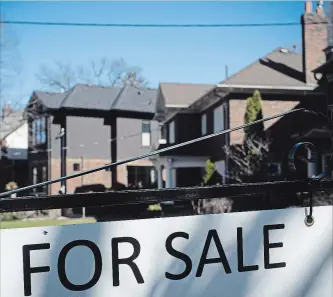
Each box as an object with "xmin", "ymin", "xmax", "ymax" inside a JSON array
[
  {"xmin": 202, "ymin": 159, "xmax": 216, "ymax": 185},
  {"xmin": 244, "ymin": 90, "xmax": 264, "ymax": 140},
  {"xmin": 243, "ymin": 90, "xmax": 266, "ymax": 176},
  {"xmin": 244, "ymin": 97, "xmax": 257, "ymax": 136}
]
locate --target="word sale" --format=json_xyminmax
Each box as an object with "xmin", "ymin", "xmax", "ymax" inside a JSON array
[{"xmin": 22, "ymin": 224, "xmax": 286, "ymax": 296}]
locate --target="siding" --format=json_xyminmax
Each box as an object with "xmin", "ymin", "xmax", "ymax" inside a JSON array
[
  {"xmin": 66, "ymin": 116, "xmax": 111, "ymax": 159},
  {"xmin": 116, "ymin": 118, "xmax": 159, "ymax": 161}
]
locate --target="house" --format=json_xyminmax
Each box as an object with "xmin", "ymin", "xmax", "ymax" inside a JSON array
[
  {"xmin": 26, "ymin": 84, "xmax": 159, "ymax": 196},
  {"xmin": 152, "ymin": 0, "xmax": 331, "ymax": 188},
  {"xmin": 0, "ymin": 104, "xmax": 29, "ymax": 192},
  {"xmin": 152, "ymin": 83, "xmax": 216, "ymax": 188}
]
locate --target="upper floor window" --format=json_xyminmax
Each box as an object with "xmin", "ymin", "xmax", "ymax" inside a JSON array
[
  {"xmin": 201, "ymin": 114, "xmax": 207, "ymax": 135},
  {"xmin": 169, "ymin": 121, "xmax": 175, "ymax": 144},
  {"xmin": 213, "ymin": 104, "xmax": 225, "ymax": 133},
  {"xmin": 141, "ymin": 121, "xmax": 151, "ymax": 147},
  {"xmin": 159, "ymin": 124, "xmax": 167, "ymax": 144},
  {"xmin": 32, "ymin": 117, "xmax": 46, "ymax": 146}
]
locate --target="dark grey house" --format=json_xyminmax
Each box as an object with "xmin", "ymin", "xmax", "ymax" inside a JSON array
[{"xmin": 26, "ymin": 84, "xmax": 159, "ymax": 195}]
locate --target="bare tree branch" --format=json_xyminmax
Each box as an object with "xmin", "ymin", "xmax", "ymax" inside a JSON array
[
  {"xmin": 223, "ymin": 136, "xmax": 271, "ymax": 183},
  {"xmin": 36, "ymin": 57, "xmax": 148, "ymax": 91}
]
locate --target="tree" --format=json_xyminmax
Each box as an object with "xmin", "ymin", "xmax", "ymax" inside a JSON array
[
  {"xmin": 202, "ymin": 159, "xmax": 217, "ymax": 185},
  {"xmin": 244, "ymin": 90, "xmax": 264, "ymax": 140},
  {"xmin": 0, "ymin": 21, "xmax": 22, "ymax": 103},
  {"xmin": 224, "ymin": 90, "xmax": 269, "ymax": 182},
  {"xmin": 36, "ymin": 57, "xmax": 148, "ymax": 92}
]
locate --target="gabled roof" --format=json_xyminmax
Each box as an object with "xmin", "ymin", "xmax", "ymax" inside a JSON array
[
  {"xmin": 219, "ymin": 48, "xmax": 311, "ymax": 88},
  {"xmin": 111, "ymin": 85, "xmax": 157, "ymax": 113},
  {"xmin": 161, "ymin": 48, "xmax": 321, "ymax": 125},
  {"xmin": 159, "ymin": 83, "xmax": 215, "ymax": 107},
  {"xmin": 32, "ymin": 84, "xmax": 157, "ymax": 114},
  {"xmin": 0, "ymin": 111, "xmax": 25, "ymax": 140}
]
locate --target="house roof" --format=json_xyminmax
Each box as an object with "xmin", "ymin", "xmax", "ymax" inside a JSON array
[
  {"xmin": 159, "ymin": 83, "xmax": 215, "ymax": 107},
  {"xmin": 111, "ymin": 85, "xmax": 157, "ymax": 113},
  {"xmin": 0, "ymin": 111, "xmax": 25, "ymax": 140},
  {"xmin": 219, "ymin": 48, "xmax": 310, "ymax": 88},
  {"xmin": 32, "ymin": 84, "xmax": 157, "ymax": 114}
]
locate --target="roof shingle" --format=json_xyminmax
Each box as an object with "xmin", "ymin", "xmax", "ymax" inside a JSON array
[
  {"xmin": 32, "ymin": 84, "xmax": 157, "ymax": 114},
  {"xmin": 159, "ymin": 83, "xmax": 215, "ymax": 107},
  {"xmin": 220, "ymin": 48, "xmax": 309, "ymax": 88}
]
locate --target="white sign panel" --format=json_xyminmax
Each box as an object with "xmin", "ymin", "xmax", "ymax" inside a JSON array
[{"xmin": 1, "ymin": 206, "xmax": 332, "ymax": 297}]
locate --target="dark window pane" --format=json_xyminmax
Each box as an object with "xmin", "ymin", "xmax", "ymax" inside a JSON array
[
  {"xmin": 73, "ymin": 163, "xmax": 80, "ymax": 171},
  {"xmin": 142, "ymin": 121, "xmax": 151, "ymax": 133}
]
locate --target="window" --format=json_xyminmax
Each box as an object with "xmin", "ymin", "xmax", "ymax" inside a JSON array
[
  {"xmin": 159, "ymin": 124, "xmax": 167, "ymax": 144},
  {"xmin": 141, "ymin": 121, "xmax": 151, "ymax": 147},
  {"xmin": 169, "ymin": 121, "xmax": 175, "ymax": 144},
  {"xmin": 213, "ymin": 105, "xmax": 225, "ymax": 133},
  {"xmin": 32, "ymin": 117, "xmax": 47, "ymax": 145},
  {"xmin": 73, "ymin": 163, "xmax": 80, "ymax": 171},
  {"xmin": 32, "ymin": 167, "xmax": 37, "ymax": 185},
  {"xmin": 215, "ymin": 160, "xmax": 226, "ymax": 184},
  {"xmin": 127, "ymin": 166, "xmax": 156, "ymax": 188},
  {"xmin": 268, "ymin": 163, "xmax": 282, "ymax": 176},
  {"xmin": 201, "ymin": 114, "xmax": 207, "ymax": 135}
]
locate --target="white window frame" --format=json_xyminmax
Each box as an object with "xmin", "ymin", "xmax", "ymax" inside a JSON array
[
  {"xmin": 201, "ymin": 114, "xmax": 207, "ymax": 135},
  {"xmin": 213, "ymin": 104, "xmax": 225, "ymax": 133},
  {"xmin": 169, "ymin": 121, "xmax": 175, "ymax": 144},
  {"xmin": 141, "ymin": 121, "xmax": 151, "ymax": 147}
]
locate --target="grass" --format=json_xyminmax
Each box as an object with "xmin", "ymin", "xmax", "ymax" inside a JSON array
[{"xmin": 0, "ymin": 217, "xmax": 96, "ymax": 229}]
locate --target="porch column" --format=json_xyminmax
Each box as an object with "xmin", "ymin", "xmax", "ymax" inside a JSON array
[
  {"xmin": 157, "ymin": 165, "xmax": 163, "ymax": 189},
  {"xmin": 110, "ymin": 118, "xmax": 117, "ymax": 187},
  {"xmin": 165, "ymin": 159, "xmax": 173, "ymax": 188},
  {"xmin": 55, "ymin": 114, "xmax": 67, "ymax": 195}
]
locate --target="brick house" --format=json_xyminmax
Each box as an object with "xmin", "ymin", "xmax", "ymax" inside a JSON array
[
  {"xmin": 153, "ymin": 1, "xmax": 331, "ymax": 188},
  {"xmin": 26, "ymin": 84, "xmax": 159, "ymax": 196}
]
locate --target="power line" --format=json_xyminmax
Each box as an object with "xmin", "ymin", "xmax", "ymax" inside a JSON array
[{"xmin": 1, "ymin": 20, "xmax": 308, "ymax": 28}]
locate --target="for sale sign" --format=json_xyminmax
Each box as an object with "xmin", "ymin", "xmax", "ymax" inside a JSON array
[{"xmin": 1, "ymin": 206, "xmax": 332, "ymax": 297}]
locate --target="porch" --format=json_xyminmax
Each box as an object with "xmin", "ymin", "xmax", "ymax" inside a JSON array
[{"xmin": 152, "ymin": 155, "xmax": 209, "ymax": 189}]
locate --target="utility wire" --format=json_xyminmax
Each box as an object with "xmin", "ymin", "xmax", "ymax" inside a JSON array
[
  {"xmin": 0, "ymin": 20, "xmax": 319, "ymax": 28},
  {"xmin": 0, "ymin": 107, "xmax": 321, "ymax": 198}
]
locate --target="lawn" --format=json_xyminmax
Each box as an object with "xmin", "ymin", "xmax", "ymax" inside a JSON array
[{"xmin": 0, "ymin": 217, "xmax": 96, "ymax": 229}]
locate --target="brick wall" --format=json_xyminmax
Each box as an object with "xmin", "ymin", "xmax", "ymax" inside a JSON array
[
  {"xmin": 50, "ymin": 158, "xmax": 111, "ymax": 195},
  {"xmin": 229, "ymin": 99, "xmax": 299, "ymax": 145},
  {"xmin": 301, "ymin": 7, "xmax": 329, "ymax": 85},
  {"xmin": 50, "ymin": 157, "xmax": 154, "ymax": 195}
]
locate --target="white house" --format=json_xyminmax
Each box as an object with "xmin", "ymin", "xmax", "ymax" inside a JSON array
[{"xmin": 0, "ymin": 106, "xmax": 28, "ymax": 160}]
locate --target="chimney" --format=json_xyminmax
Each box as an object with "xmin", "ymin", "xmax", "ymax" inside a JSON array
[
  {"xmin": 301, "ymin": 0, "xmax": 329, "ymax": 85},
  {"xmin": 305, "ymin": 0, "xmax": 312, "ymax": 13},
  {"xmin": 316, "ymin": 0, "xmax": 324, "ymax": 14},
  {"xmin": 2, "ymin": 104, "xmax": 12, "ymax": 119}
]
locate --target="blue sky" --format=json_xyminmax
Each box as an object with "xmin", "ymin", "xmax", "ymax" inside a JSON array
[{"xmin": 0, "ymin": 1, "xmax": 327, "ymax": 108}]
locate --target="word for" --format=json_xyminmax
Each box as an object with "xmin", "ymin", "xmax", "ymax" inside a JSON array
[{"xmin": 22, "ymin": 224, "xmax": 286, "ymax": 296}]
